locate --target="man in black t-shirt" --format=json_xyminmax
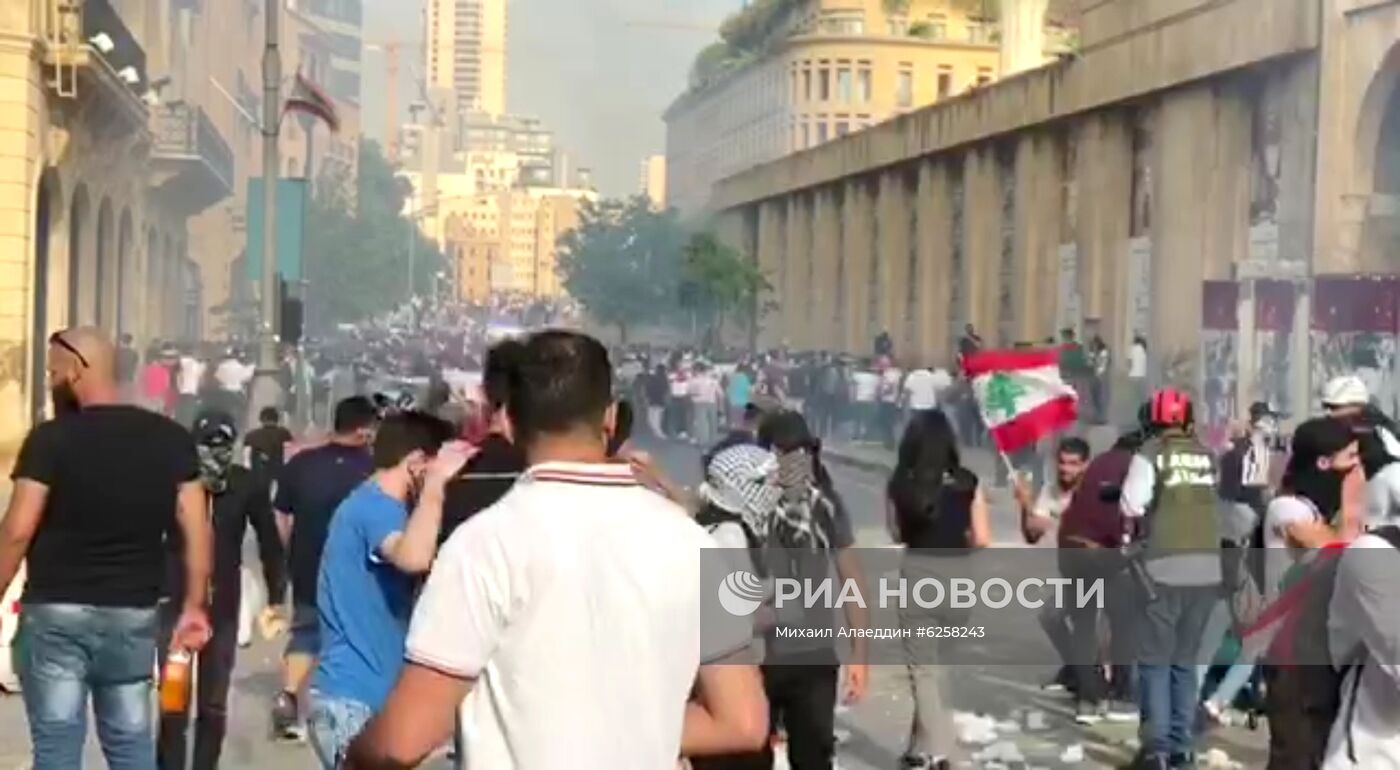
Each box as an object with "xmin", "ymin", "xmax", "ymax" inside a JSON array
[
  {"xmin": 0, "ymin": 327, "xmax": 213, "ymax": 768},
  {"xmin": 244, "ymin": 406, "xmax": 294, "ymax": 490},
  {"xmin": 160, "ymin": 410, "xmax": 286, "ymax": 770},
  {"xmin": 441, "ymin": 339, "xmax": 527, "ymax": 543},
  {"xmin": 269, "ymin": 395, "xmax": 378, "ymax": 741}
]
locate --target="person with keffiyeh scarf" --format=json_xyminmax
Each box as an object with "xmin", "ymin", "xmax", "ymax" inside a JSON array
[
  {"xmin": 159, "ymin": 411, "xmax": 287, "ymax": 770},
  {"xmin": 760, "ymin": 411, "xmax": 870, "ymax": 770}
]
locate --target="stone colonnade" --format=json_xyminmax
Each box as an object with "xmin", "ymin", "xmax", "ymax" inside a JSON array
[{"xmin": 724, "ymin": 77, "xmax": 1276, "ymax": 380}]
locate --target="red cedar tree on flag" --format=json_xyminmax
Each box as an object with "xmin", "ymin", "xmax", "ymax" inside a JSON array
[
  {"xmin": 962, "ymin": 348, "xmax": 1079, "ymax": 454},
  {"xmin": 283, "ymin": 72, "xmax": 340, "ymax": 132}
]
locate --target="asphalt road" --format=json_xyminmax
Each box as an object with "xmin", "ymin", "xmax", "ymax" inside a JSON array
[{"xmin": 0, "ymin": 435, "xmax": 1266, "ymax": 769}]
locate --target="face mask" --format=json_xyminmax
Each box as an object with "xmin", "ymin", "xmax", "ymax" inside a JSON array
[
  {"xmin": 198, "ymin": 444, "xmax": 235, "ymax": 494},
  {"xmin": 51, "ymin": 380, "xmax": 80, "ymax": 416},
  {"xmin": 1253, "ymin": 417, "xmax": 1278, "ymax": 440}
]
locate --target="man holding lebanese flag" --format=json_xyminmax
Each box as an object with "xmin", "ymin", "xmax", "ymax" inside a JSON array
[{"xmin": 961, "ymin": 346, "xmax": 1079, "ymax": 459}]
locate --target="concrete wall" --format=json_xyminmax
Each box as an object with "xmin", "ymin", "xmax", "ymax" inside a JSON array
[{"xmin": 713, "ymin": 0, "xmax": 1360, "ymax": 436}]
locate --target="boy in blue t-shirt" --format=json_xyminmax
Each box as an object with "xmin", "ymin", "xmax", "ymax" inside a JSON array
[{"xmin": 306, "ymin": 411, "xmax": 466, "ymax": 769}]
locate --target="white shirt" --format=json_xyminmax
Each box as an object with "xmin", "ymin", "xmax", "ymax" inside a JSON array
[
  {"xmin": 669, "ymin": 374, "xmax": 689, "ymax": 398},
  {"xmin": 214, "ymin": 358, "xmax": 254, "ymax": 393},
  {"xmin": 1323, "ymin": 533, "xmax": 1400, "ymax": 769},
  {"xmin": 1032, "ymin": 483, "xmax": 1073, "ymax": 521},
  {"xmin": 688, "ymin": 374, "xmax": 722, "ymax": 405},
  {"xmin": 406, "ymin": 462, "xmax": 749, "ymax": 770},
  {"xmin": 902, "ymin": 369, "xmax": 939, "ymax": 411},
  {"xmin": 1367, "ymin": 464, "xmax": 1400, "ymax": 529},
  {"xmin": 1128, "ymin": 343, "xmax": 1148, "ymax": 379},
  {"xmin": 1263, "ymin": 495, "xmax": 1320, "ymax": 600},
  {"xmin": 929, "ymin": 368, "xmax": 953, "ymax": 394},
  {"xmin": 878, "ymin": 368, "xmax": 903, "ymax": 404},
  {"xmin": 176, "ymin": 356, "xmax": 205, "ymax": 396},
  {"xmin": 851, "ymin": 371, "xmax": 879, "ymax": 403}
]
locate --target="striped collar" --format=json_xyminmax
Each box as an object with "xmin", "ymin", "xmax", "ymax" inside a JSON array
[{"xmin": 522, "ymin": 461, "xmax": 640, "ymax": 488}]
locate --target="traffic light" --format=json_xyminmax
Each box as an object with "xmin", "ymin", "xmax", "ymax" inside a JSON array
[{"xmin": 277, "ymin": 278, "xmax": 303, "ymax": 345}]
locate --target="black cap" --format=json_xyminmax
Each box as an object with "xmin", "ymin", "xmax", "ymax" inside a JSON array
[
  {"xmin": 192, "ymin": 410, "xmax": 238, "ymax": 447},
  {"xmin": 1249, "ymin": 401, "xmax": 1279, "ymax": 422}
]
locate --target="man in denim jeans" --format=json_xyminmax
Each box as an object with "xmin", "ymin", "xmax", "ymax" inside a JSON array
[
  {"xmin": 0, "ymin": 327, "xmax": 213, "ymax": 769},
  {"xmin": 1119, "ymin": 388, "xmax": 1221, "ymax": 770}
]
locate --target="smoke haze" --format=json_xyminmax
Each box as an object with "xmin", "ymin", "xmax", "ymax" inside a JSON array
[{"xmin": 362, "ymin": 0, "xmax": 735, "ymax": 197}]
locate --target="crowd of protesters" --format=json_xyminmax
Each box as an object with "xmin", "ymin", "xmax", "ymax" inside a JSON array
[{"xmin": 7, "ymin": 311, "xmax": 1400, "ymax": 770}]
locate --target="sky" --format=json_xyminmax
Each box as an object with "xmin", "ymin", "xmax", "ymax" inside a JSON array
[{"xmin": 361, "ymin": 0, "xmax": 739, "ymax": 197}]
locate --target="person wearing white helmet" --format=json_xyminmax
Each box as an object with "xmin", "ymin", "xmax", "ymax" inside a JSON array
[
  {"xmin": 1323, "ymin": 374, "xmax": 1400, "ymax": 464},
  {"xmin": 1322, "ymin": 376, "xmax": 1373, "ymax": 420},
  {"xmin": 1321, "ymin": 374, "xmax": 1400, "ymax": 531}
]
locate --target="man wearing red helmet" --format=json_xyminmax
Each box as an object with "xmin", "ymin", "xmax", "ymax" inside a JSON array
[{"xmin": 1119, "ymin": 387, "xmax": 1221, "ymax": 770}]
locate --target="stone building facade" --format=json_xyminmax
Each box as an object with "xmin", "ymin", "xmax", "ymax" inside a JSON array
[
  {"xmin": 665, "ymin": 0, "xmax": 1077, "ymax": 216},
  {"xmin": 0, "ymin": 0, "xmax": 215, "ymax": 457},
  {"xmin": 712, "ymin": 0, "xmax": 1400, "ymax": 444}
]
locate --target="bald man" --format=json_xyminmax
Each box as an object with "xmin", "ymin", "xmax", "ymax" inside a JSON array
[{"xmin": 0, "ymin": 326, "xmax": 214, "ymax": 769}]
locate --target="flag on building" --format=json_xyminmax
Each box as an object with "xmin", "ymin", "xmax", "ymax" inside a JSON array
[
  {"xmin": 283, "ymin": 72, "xmax": 340, "ymax": 132},
  {"xmin": 963, "ymin": 348, "xmax": 1078, "ymax": 454}
]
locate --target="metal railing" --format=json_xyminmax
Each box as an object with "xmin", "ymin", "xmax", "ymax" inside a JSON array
[{"xmin": 152, "ymin": 103, "xmax": 235, "ymax": 193}]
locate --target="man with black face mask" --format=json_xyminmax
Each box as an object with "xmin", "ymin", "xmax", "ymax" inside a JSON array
[
  {"xmin": 1262, "ymin": 417, "xmax": 1363, "ymax": 593},
  {"xmin": 158, "ymin": 410, "xmax": 286, "ymax": 770},
  {"xmin": 1260, "ymin": 416, "xmax": 1364, "ymax": 769}
]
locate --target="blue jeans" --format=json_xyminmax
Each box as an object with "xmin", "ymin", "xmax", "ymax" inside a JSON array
[
  {"xmin": 1136, "ymin": 586, "xmax": 1218, "ymax": 759},
  {"xmin": 308, "ymin": 691, "xmax": 374, "ymax": 770},
  {"xmin": 17, "ymin": 603, "xmax": 158, "ymax": 770}
]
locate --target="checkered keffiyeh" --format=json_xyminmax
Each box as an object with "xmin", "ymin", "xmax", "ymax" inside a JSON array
[{"xmin": 701, "ymin": 445, "xmax": 782, "ymax": 537}]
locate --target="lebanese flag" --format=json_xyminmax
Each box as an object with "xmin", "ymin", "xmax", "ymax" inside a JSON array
[
  {"xmin": 283, "ymin": 72, "xmax": 340, "ymax": 132},
  {"xmin": 962, "ymin": 348, "xmax": 1078, "ymax": 454}
]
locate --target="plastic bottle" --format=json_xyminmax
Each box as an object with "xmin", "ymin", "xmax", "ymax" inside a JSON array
[{"xmin": 159, "ymin": 650, "xmax": 192, "ymax": 714}]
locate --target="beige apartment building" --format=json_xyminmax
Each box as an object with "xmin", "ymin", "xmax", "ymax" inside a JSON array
[
  {"xmin": 0, "ymin": 0, "xmax": 359, "ymax": 459},
  {"xmin": 442, "ymin": 187, "xmax": 592, "ymax": 300},
  {"xmin": 424, "ymin": 0, "xmax": 506, "ymax": 118},
  {"xmin": 640, "ymin": 154, "xmax": 666, "ymax": 210},
  {"xmin": 665, "ymin": 0, "xmax": 1075, "ymax": 215},
  {"xmin": 0, "ymin": 0, "xmax": 241, "ymax": 452}
]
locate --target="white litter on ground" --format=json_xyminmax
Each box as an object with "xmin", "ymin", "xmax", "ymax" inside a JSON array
[
  {"xmin": 953, "ymin": 711, "xmax": 1000, "ymax": 746},
  {"xmin": 972, "ymin": 740, "xmax": 1026, "ymax": 765},
  {"xmin": 1025, "ymin": 709, "xmax": 1049, "ymax": 731},
  {"xmin": 1060, "ymin": 743, "xmax": 1086, "ymax": 764},
  {"xmin": 1202, "ymin": 747, "xmax": 1243, "ymax": 769}
]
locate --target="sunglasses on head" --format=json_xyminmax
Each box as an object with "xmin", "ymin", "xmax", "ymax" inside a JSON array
[{"xmin": 49, "ymin": 331, "xmax": 90, "ymax": 369}]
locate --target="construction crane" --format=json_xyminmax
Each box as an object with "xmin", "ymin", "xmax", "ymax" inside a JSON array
[{"xmin": 363, "ymin": 37, "xmax": 422, "ymax": 162}]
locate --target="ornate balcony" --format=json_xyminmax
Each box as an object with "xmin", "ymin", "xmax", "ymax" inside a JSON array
[{"xmin": 150, "ymin": 103, "xmax": 236, "ymax": 214}]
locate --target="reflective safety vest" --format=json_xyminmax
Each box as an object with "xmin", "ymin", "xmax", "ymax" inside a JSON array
[{"xmin": 1142, "ymin": 431, "xmax": 1220, "ymax": 554}]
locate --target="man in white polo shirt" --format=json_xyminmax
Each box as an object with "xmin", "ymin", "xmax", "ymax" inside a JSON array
[
  {"xmin": 343, "ymin": 331, "xmax": 767, "ymax": 769},
  {"xmin": 901, "ymin": 363, "xmax": 939, "ymax": 418}
]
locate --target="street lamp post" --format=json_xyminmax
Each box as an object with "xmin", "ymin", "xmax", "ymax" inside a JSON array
[{"xmin": 248, "ymin": 0, "xmax": 284, "ymax": 428}]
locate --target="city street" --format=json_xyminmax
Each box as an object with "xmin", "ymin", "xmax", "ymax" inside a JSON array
[{"xmin": 0, "ymin": 434, "xmax": 1266, "ymax": 769}]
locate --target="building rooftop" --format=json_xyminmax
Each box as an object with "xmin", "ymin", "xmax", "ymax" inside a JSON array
[{"xmin": 669, "ymin": 0, "xmax": 1080, "ymax": 117}]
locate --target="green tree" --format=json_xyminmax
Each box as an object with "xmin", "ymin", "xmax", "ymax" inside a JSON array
[
  {"xmin": 678, "ymin": 232, "xmax": 773, "ymax": 349},
  {"xmin": 558, "ymin": 198, "xmax": 688, "ymax": 344},
  {"xmin": 303, "ymin": 140, "xmax": 444, "ymax": 329}
]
